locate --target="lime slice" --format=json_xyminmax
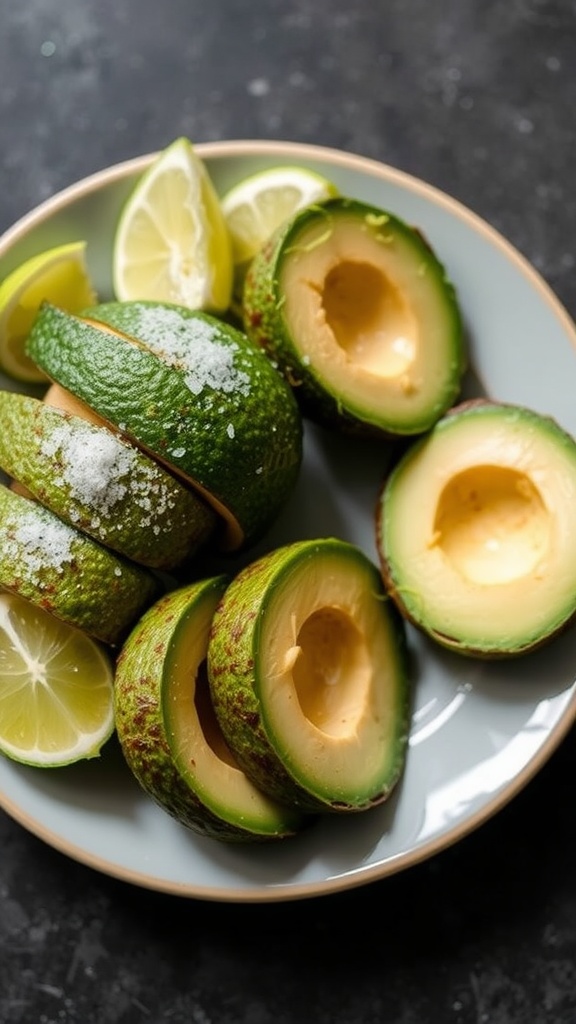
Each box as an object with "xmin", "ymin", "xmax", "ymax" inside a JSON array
[
  {"xmin": 113, "ymin": 137, "xmax": 233, "ymax": 314},
  {"xmin": 0, "ymin": 241, "xmax": 96, "ymax": 383},
  {"xmin": 221, "ymin": 165, "xmax": 339, "ymax": 293},
  {"xmin": 0, "ymin": 591, "xmax": 114, "ymax": 767}
]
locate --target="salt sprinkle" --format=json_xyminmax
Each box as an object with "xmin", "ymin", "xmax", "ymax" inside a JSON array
[
  {"xmin": 39, "ymin": 420, "xmax": 177, "ymax": 535},
  {"xmin": 7, "ymin": 509, "xmax": 75, "ymax": 584},
  {"xmin": 118, "ymin": 304, "xmax": 251, "ymax": 399}
]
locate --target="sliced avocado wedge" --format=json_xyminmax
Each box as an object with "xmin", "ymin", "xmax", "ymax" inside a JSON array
[
  {"xmin": 114, "ymin": 577, "xmax": 307, "ymax": 841},
  {"xmin": 0, "ymin": 391, "xmax": 216, "ymax": 569},
  {"xmin": 0, "ymin": 483, "xmax": 158, "ymax": 645},
  {"xmin": 377, "ymin": 400, "xmax": 576, "ymax": 656},
  {"xmin": 243, "ymin": 196, "xmax": 465, "ymax": 436},
  {"xmin": 207, "ymin": 538, "xmax": 410, "ymax": 813},
  {"xmin": 26, "ymin": 302, "xmax": 302, "ymax": 550}
]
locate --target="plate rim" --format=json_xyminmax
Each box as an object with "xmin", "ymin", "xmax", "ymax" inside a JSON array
[{"xmin": 1, "ymin": 138, "xmax": 575, "ymax": 902}]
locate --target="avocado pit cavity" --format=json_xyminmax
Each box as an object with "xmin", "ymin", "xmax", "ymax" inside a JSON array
[
  {"xmin": 319, "ymin": 260, "xmax": 417, "ymax": 380},
  {"xmin": 433, "ymin": 465, "xmax": 549, "ymax": 586},
  {"xmin": 289, "ymin": 606, "xmax": 370, "ymax": 739}
]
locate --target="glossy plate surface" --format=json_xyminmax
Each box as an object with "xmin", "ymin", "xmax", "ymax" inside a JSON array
[{"xmin": 0, "ymin": 140, "xmax": 575, "ymax": 902}]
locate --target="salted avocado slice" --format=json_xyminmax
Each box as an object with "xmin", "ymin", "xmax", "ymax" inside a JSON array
[
  {"xmin": 243, "ymin": 196, "xmax": 465, "ymax": 436},
  {"xmin": 207, "ymin": 538, "xmax": 410, "ymax": 813},
  {"xmin": 26, "ymin": 301, "xmax": 302, "ymax": 550},
  {"xmin": 114, "ymin": 577, "xmax": 307, "ymax": 841},
  {"xmin": 377, "ymin": 400, "xmax": 576, "ymax": 656},
  {"xmin": 0, "ymin": 483, "xmax": 158, "ymax": 645},
  {"xmin": 0, "ymin": 391, "xmax": 216, "ymax": 569}
]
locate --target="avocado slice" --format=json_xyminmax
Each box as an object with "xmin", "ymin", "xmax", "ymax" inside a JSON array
[
  {"xmin": 207, "ymin": 538, "xmax": 410, "ymax": 813},
  {"xmin": 243, "ymin": 196, "xmax": 465, "ymax": 436},
  {"xmin": 0, "ymin": 391, "xmax": 216, "ymax": 570},
  {"xmin": 0, "ymin": 482, "xmax": 158, "ymax": 645},
  {"xmin": 114, "ymin": 577, "xmax": 307, "ymax": 841},
  {"xmin": 26, "ymin": 301, "xmax": 303, "ymax": 551},
  {"xmin": 376, "ymin": 400, "xmax": 576, "ymax": 656}
]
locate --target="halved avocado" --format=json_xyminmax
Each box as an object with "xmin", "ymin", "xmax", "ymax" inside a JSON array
[
  {"xmin": 207, "ymin": 538, "xmax": 410, "ymax": 813},
  {"xmin": 243, "ymin": 196, "xmax": 465, "ymax": 436},
  {"xmin": 114, "ymin": 577, "xmax": 307, "ymax": 842},
  {"xmin": 376, "ymin": 400, "xmax": 576, "ymax": 656}
]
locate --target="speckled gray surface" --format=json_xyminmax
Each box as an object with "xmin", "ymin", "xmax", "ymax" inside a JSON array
[{"xmin": 1, "ymin": 1, "xmax": 576, "ymax": 1021}]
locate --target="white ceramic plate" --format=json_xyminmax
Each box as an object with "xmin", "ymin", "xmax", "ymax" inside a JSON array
[{"xmin": 0, "ymin": 141, "xmax": 575, "ymax": 903}]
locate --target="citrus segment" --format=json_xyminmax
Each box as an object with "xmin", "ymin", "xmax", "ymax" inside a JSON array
[
  {"xmin": 0, "ymin": 241, "xmax": 96, "ymax": 383},
  {"xmin": 113, "ymin": 137, "xmax": 233, "ymax": 313},
  {"xmin": 221, "ymin": 165, "xmax": 338, "ymax": 296},
  {"xmin": 0, "ymin": 591, "xmax": 114, "ymax": 767}
]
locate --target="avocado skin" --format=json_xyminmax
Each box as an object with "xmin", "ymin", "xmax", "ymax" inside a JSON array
[
  {"xmin": 0, "ymin": 483, "xmax": 158, "ymax": 646},
  {"xmin": 26, "ymin": 302, "xmax": 303, "ymax": 550},
  {"xmin": 207, "ymin": 538, "xmax": 411, "ymax": 814},
  {"xmin": 242, "ymin": 196, "xmax": 465, "ymax": 437},
  {"xmin": 377, "ymin": 399, "xmax": 576, "ymax": 657},
  {"xmin": 115, "ymin": 578, "xmax": 306, "ymax": 842},
  {"xmin": 0, "ymin": 391, "xmax": 216, "ymax": 570}
]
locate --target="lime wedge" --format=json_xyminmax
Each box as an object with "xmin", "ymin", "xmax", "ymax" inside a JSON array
[
  {"xmin": 0, "ymin": 241, "xmax": 96, "ymax": 383},
  {"xmin": 221, "ymin": 165, "xmax": 338, "ymax": 294},
  {"xmin": 113, "ymin": 137, "xmax": 233, "ymax": 314},
  {"xmin": 0, "ymin": 591, "xmax": 114, "ymax": 767}
]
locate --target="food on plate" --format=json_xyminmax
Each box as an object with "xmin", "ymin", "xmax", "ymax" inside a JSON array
[
  {"xmin": 0, "ymin": 482, "xmax": 158, "ymax": 645},
  {"xmin": 243, "ymin": 196, "xmax": 465, "ymax": 436},
  {"xmin": 0, "ymin": 240, "xmax": 96, "ymax": 383},
  {"xmin": 0, "ymin": 390, "xmax": 216, "ymax": 569},
  {"xmin": 113, "ymin": 136, "xmax": 233, "ymax": 314},
  {"xmin": 0, "ymin": 591, "xmax": 114, "ymax": 767},
  {"xmin": 207, "ymin": 538, "xmax": 410, "ymax": 813},
  {"xmin": 221, "ymin": 164, "xmax": 338, "ymax": 302},
  {"xmin": 376, "ymin": 399, "xmax": 576, "ymax": 656},
  {"xmin": 26, "ymin": 301, "xmax": 303, "ymax": 551},
  {"xmin": 115, "ymin": 577, "xmax": 308, "ymax": 841}
]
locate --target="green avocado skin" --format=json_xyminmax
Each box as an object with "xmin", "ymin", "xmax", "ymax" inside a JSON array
[
  {"xmin": 0, "ymin": 483, "xmax": 157, "ymax": 645},
  {"xmin": 114, "ymin": 578, "xmax": 305, "ymax": 842},
  {"xmin": 207, "ymin": 546, "xmax": 309, "ymax": 809},
  {"xmin": 26, "ymin": 301, "xmax": 302, "ymax": 549},
  {"xmin": 0, "ymin": 391, "xmax": 216, "ymax": 569},
  {"xmin": 207, "ymin": 538, "xmax": 411, "ymax": 814},
  {"xmin": 243, "ymin": 196, "xmax": 465, "ymax": 437}
]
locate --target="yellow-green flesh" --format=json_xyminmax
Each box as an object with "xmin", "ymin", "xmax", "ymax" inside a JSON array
[
  {"xmin": 256, "ymin": 544, "xmax": 408, "ymax": 803},
  {"xmin": 380, "ymin": 404, "xmax": 576, "ymax": 652}
]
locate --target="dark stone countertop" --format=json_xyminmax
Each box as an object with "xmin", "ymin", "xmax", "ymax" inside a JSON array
[{"xmin": 1, "ymin": 2, "xmax": 576, "ymax": 1022}]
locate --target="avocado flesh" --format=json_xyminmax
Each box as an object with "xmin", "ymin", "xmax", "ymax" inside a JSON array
[
  {"xmin": 208, "ymin": 538, "xmax": 410, "ymax": 812},
  {"xmin": 243, "ymin": 197, "xmax": 464, "ymax": 435},
  {"xmin": 377, "ymin": 400, "xmax": 576, "ymax": 656},
  {"xmin": 115, "ymin": 578, "xmax": 305, "ymax": 841}
]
